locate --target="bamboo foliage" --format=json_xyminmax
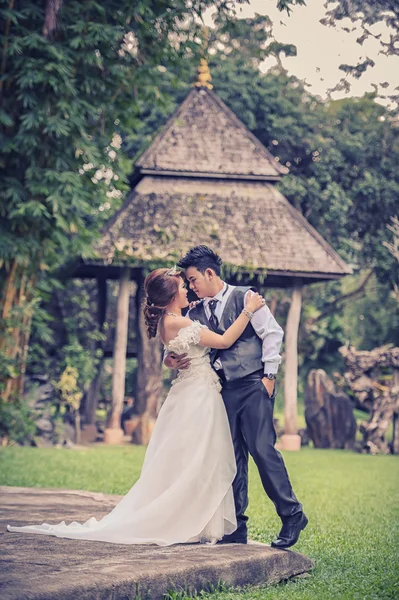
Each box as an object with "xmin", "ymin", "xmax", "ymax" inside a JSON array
[{"xmin": 0, "ymin": 259, "xmax": 38, "ymax": 402}]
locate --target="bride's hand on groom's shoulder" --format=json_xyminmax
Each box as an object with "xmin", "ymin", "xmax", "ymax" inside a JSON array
[
  {"xmin": 164, "ymin": 352, "xmax": 191, "ymax": 370},
  {"xmin": 189, "ymin": 300, "xmax": 201, "ymax": 309},
  {"xmin": 245, "ymin": 291, "xmax": 265, "ymax": 313}
]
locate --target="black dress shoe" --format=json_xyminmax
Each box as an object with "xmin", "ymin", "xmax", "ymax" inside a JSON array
[
  {"xmin": 271, "ymin": 513, "xmax": 308, "ymax": 549},
  {"xmin": 217, "ymin": 536, "xmax": 247, "ymax": 544},
  {"xmin": 217, "ymin": 531, "xmax": 247, "ymax": 544},
  {"xmin": 217, "ymin": 522, "xmax": 248, "ymax": 544}
]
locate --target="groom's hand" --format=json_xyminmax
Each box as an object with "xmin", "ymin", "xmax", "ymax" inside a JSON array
[
  {"xmin": 262, "ymin": 377, "xmax": 275, "ymax": 396},
  {"xmin": 164, "ymin": 352, "xmax": 191, "ymax": 370}
]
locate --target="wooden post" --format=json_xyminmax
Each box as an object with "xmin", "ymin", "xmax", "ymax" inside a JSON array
[
  {"xmin": 104, "ymin": 267, "xmax": 130, "ymax": 444},
  {"xmin": 281, "ymin": 279, "xmax": 303, "ymax": 451},
  {"xmin": 133, "ymin": 273, "xmax": 163, "ymax": 445}
]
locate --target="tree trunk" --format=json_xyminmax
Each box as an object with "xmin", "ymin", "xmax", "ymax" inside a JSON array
[
  {"xmin": 392, "ymin": 369, "xmax": 399, "ymax": 455},
  {"xmin": 340, "ymin": 345, "xmax": 399, "ymax": 453},
  {"xmin": 392, "ymin": 413, "xmax": 399, "ymax": 455},
  {"xmin": 359, "ymin": 391, "xmax": 394, "ymax": 455},
  {"xmin": 305, "ymin": 369, "xmax": 357, "ymax": 449},
  {"xmin": 82, "ymin": 276, "xmax": 107, "ymax": 425},
  {"xmin": 43, "ymin": 0, "xmax": 63, "ymax": 39},
  {"xmin": 0, "ymin": 0, "xmax": 15, "ymax": 99},
  {"xmin": 133, "ymin": 276, "xmax": 163, "ymax": 445},
  {"xmin": 75, "ymin": 411, "xmax": 81, "ymax": 445},
  {"xmin": 106, "ymin": 268, "xmax": 130, "ymax": 436},
  {"xmin": 269, "ymin": 295, "xmax": 277, "ymax": 316},
  {"xmin": 83, "ymin": 358, "xmax": 104, "ymax": 426}
]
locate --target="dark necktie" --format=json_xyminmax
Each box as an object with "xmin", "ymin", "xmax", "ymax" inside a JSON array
[{"xmin": 208, "ymin": 299, "xmax": 219, "ymax": 331}]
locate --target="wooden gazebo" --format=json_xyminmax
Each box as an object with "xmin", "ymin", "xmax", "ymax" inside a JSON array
[{"xmin": 75, "ymin": 70, "xmax": 351, "ymax": 449}]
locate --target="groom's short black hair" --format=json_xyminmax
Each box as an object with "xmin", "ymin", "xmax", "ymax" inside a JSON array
[{"xmin": 178, "ymin": 245, "xmax": 223, "ymax": 276}]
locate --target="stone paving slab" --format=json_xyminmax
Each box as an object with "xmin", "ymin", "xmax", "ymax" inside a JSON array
[{"xmin": 0, "ymin": 487, "xmax": 314, "ymax": 600}]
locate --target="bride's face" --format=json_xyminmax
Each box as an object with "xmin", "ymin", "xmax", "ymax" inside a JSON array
[{"xmin": 175, "ymin": 277, "xmax": 189, "ymax": 308}]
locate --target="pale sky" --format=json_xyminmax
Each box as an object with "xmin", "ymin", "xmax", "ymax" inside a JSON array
[{"xmin": 206, "ymin": 0, "xmax": 398, "ymax": 107}]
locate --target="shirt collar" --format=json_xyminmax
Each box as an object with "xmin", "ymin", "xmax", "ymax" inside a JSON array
[{"xmin": 204, "ymin": 282, "xmax": 229, "ymax": 306}]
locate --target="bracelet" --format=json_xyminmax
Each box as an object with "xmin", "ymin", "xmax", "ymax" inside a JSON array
[{"xmin": 242, "ymin": 308, "xmax": 254, "ymax": 320}]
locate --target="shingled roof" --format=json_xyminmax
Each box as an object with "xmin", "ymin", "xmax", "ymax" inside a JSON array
[
  {"xmin": 91, "ymin": 177, "xmax": 351, "ymax": 285},
  {"xmin": 78, "ymin": 84, "xmax": 351, "ymax": 286},
  {"xmin": 135, "ymin": 87, "xmax": 286, "ymax": 180}
]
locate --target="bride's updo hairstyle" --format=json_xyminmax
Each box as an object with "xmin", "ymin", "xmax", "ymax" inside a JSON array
[{"xmin": 143, "ymin": 268, "xmax": 183, "ymax": 339}]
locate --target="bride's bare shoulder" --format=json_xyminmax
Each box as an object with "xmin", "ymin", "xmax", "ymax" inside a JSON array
[{"xmin": 162, "ymin": 316, "xmax": 193, "ymax": 345}]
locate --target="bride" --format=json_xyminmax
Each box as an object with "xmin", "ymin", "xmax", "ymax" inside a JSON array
[{"xmin": 7, "ymin": 267, "xmax": 264, "ymax": 546}]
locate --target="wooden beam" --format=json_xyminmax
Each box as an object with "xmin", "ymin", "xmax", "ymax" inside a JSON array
[
  {"xmin": 104, "ymin": 267, "xmax": 130, "ymax": 444},
  {"xmin": 138, "ymin": 169, "xmax": 281, "ymax": 182},
  {"xmin": 281, "ymin": 280, "xmax": 303, "ymax": 451}
]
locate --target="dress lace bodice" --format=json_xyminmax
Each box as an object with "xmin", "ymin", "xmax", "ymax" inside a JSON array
[
  {"xmin": 167, "ymin": 320, "xmax": 207, "ymax": 356},
  {"xmin": 166, "ymin": 321, "xmax": 221, "ymax": 391}
]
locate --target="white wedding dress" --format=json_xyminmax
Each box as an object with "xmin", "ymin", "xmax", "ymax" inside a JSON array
[{"xmin": 7, "ymin": 321, "xmax": 237, "ymax": 546}]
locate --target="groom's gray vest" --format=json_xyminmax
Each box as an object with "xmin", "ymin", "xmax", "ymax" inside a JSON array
[{"xmin": 189, "ymin": 286, "xmax": 263, "ymax": 382}]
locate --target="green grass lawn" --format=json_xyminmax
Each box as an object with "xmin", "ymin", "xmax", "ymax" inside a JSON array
[{"xmin": 1, "ymin": 446, "xmax": 398, "ymax": 600}]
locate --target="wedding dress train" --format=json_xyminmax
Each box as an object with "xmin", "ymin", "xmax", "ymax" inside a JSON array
[{"xmin": 7, "ymin": 321, "xmax": 237, "ymax": 546}]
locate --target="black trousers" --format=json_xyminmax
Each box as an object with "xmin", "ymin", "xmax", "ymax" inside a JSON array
[{"xmin": 221, "ymin": 370, "xmax": 302, "ymax": 533}]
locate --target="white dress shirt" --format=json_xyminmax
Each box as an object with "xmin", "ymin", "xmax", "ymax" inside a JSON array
[{"xmin": 188, "ymin": 282, "xmax": 284, "ymax": 375}]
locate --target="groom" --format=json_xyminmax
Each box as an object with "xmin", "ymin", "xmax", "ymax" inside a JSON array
[{"xmin": 164, "ymin": 245, "xmax": 307, "ymax": 548}]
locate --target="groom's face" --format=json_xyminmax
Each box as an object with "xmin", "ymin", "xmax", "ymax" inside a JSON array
[{"xmin": 185, "ymin": 267, "xmax": 213, "ymax": 298}]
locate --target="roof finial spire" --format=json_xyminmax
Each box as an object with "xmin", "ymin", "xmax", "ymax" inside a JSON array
[
  {"xmin": 194, "ymin": 58, "xmax": 213, "ymax": 89},
  {"xmin": 193, "ymin": 26, "xmax": 213, "ymax": 89}
]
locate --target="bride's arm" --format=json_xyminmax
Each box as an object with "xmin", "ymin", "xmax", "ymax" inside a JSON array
[
  {"xmin": 199, "ymin": 292, "xmax": 264, "ymax": 349},
  {"xmin": 163, "ymin": 292, "xmax": 264, "ymax": 350}
]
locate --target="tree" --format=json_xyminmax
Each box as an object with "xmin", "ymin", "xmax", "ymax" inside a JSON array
[
  {"xmin": 0, "ymin": 0, "xmax": 247, "ymax": 403},
  {"xmin": 277, "ymin": 0, "xmax": 306, "ymax": 14},
  {"xmin": 322, "ymin": 0, "xmax": 399, "ymax": 61},
  {"xmin": 319, "ymin": 1, "xmax": 399, "ymax": 109}
]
